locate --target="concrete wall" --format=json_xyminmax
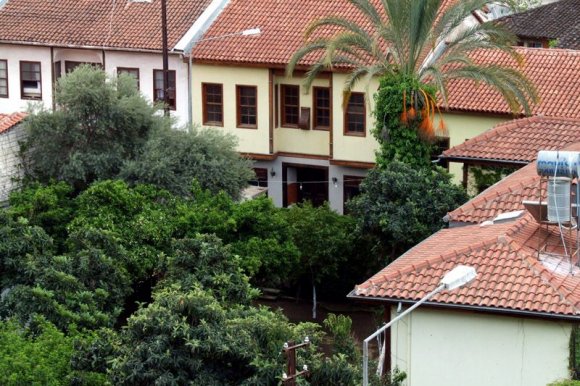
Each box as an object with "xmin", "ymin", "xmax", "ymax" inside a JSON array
[
  {"xmin": 1, "ymin": 44, "xmax": 190, "ymax": 125},
  {"xmin": 0, "ymin": 124, "xmax": 25, "ymax": 204},
  {"xmin": 254, "ymin": 156, "xmax": 368, "ymax": 214},
  {"xmin": 390, "ymin": 307, "xmax": 572, "ymax": 386}
]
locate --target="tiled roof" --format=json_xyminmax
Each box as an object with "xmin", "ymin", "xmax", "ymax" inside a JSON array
[
  {"xmin": 0, "ymin": 112, "xmax": 26, "ymax": 134},
  {"xmin": 0, "ymin": 0, "xmax": 213, "ymax": 51},
  {"xmin": 498, "ymin": 0, "xmax": 580, "ymax": 50},
  {"xmin": 191, "ymin": 0, "xmax": 456, "ymax": 67},
  {"xmin": 351, "ymin": 214, "xmax": 580, "ymax": 318},
  {"xmin": 446, "ymin": 162, "xmax": 540, "ymax": 224},
  {"xmin": 442, "ymin": 116, "xmax": 580, "ymax": 163},
  {"xmin": 444, "ymin": 48, "xmax": 580, "ymax": 118}
]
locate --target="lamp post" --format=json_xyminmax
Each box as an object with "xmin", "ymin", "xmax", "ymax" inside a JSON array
[
  {"xmin": 362, "ymin": 265, "xmax": 477, "ymax": 386},
  {"xmin": 161, "ymin": 0, "xmax": 169, "ymax": 116}
]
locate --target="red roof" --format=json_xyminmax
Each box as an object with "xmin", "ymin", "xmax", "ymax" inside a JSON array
[
  {"xmin": 351, "ymin": 214, "xmax": 580, "ymax": 318},
  {"xmin": 444, "ymin": 48, "xmax": 580, "ymax": 118},
  {"xmin": 0, "ymin": 0, "xmax": 213, "ymax": 51},
  {"xmin": 446, "ymin": 162, "xmax": 540, "ymax": 224},
  {"xmin": 0, "ymin": 112, "xmax": 26, "ymax": 134},
  {"xmin": 191, "ymin": 0, "xmax": 456, "ymax": 67},
  {"xmin": 442, "ymin": 116, "xmax": 580, "ymax": 163}
]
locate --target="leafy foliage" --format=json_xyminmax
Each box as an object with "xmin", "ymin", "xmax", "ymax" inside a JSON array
[
  {"xmin": 287, "ymin": 0, "xmax": 538, "ymax": 115},
  {"xmin": 20, "ymin": 66, "xmax": 163, "ymax": 190},
  {"xmin": 0, "ymin": 317, "xmax": 73, "ymax": 385},
  {"xmin": 373, "ymin": 74, "xmax": 437, "ymax": 168},
  {"xmin": 348, "ymin": 162, "xmax": 467, "ymax": 260},
  {"xmin": 120, "ymin": 125, "xmax": 254, "ymax": 199}
]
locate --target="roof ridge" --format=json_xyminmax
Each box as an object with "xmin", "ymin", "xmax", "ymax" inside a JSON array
[{"xmin": 520, "ymin": 250, "xmax": 580, "ymax": 314}]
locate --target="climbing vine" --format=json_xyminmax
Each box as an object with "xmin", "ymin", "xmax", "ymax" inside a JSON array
[{"xmin": 372, "ymin": 74, "xmax": 445, "ymax": 169}]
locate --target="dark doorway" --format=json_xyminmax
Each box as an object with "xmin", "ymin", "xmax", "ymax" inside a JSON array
[{"xmin": 283, "ymin": 163, "xmax": 328, "ymax": 207}]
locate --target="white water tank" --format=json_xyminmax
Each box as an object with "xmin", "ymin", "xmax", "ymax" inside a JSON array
[
  {"xmin": 547, "ymin": 177, "xmax": 571, "ymax": 223},
  {"xmin": 537, "ymin": 151, "xmax": 580, "ymax": 178}
]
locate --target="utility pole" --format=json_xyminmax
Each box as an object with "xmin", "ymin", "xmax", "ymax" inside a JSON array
[
  {"xmin": 161, "ymin": 0, "xmax": 169, "ymax": 116},
  {"xmin": 282, "ymin": 338, "xmax": 310, "ymax": 386}
]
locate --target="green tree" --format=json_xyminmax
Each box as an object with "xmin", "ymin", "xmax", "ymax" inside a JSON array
[
  {"xmin": 20, "ymin": 65, "xmax": 164, "ymax": 190},
  {"xmin": 120, "ymin": 125, "xmax": 254, "ymax": 199},
  {"xmin": 347, "ymin": 162, "xmax": 467, "ymax": 261},
  {"xmin": 0, "ymin": 317, "xmax": 74, "ymax": 386},
  {"xmin": 287, "ymin": 0, "xmax": 538, "ymax": 166}
]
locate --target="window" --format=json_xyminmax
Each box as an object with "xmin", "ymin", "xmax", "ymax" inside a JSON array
[
  {"xmin": 344, "ymin": 92, "xmax": 365, "ymax": 135},
  {"xmin": 117, "ymin": 67, "xmax": 140, "ymax": 89},
  {"xmin": 343, "ymin": 175, "xmax": 364, "ymax": 213},
  {"xmin": 20, "ymin": 61, "xmax": 42, "ymax": 100},
  {"xmin": 202, "ymin": 83, "xmax": 223, "ymax": 126},
  {"xmin": 0, "ymin": 60, "xmax": 7, "ymax": 98},
  {"xmin": 517, "ymin": 40, "xmax": 543, "ymax": 48},
  {"xmin": 236, "ymin": 85, "xmax": 257, "ymax": 128},
  {"xmin": 250, "ymin": 168, "xmax": 268, "ymax": 188},
  {"xmin": 313, "ymin": 87, "xmax": 330, "ymax": 130},
  {"xmin": 153, "ymin": 69, "xmax": 176, "ymax": 110},
  {"xmin": 281, "ymin": 84, "xmax": 299, "ymax": 127}
]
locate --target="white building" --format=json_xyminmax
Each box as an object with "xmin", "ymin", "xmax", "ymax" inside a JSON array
[{"xmin": 0, "ymin": 0, "xmax": 229, "ymax": 126}]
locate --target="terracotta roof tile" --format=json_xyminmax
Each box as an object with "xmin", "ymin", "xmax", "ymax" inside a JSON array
[
  {"xmin": 191, "ymin": 0, "xmax": 456, "ymax": 67},
  {"xmin": 442, "ymin": 116, "xmax": 580, "ymax": 164},
  {"xmin": 0, "ymin": 0, "xmax": 213, "ymax": 51},
  {"xmin": 353, "ymin": 215, "xmax": 580, "ymax": 317},
  {"xmin": 0, "ymin": 112, "xmax": 26, "ymax": 134},
  {"xmin": 497, "ymin": 0, "xmax": 580, "ymax": 50},
  {"xmin": 444, "ymin": 48, "xmax": 580, "ymax": 118},
  {"xmin": 447, "ymin": 161, "xmax": 540, "ymax": 224}
]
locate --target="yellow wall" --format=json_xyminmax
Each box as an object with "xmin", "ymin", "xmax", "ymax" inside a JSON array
[
  {"xmin": 273, "ymin": 76, "xmax": 330, "ymax": 156},
  {"xmin": 439, "ymin": 112, "xmax": 509, "ymax": 183},
  {"xmin": 391, "ymin": 307, "xmax": 572, "ymax": 386},
  {"xmin": 191, "ymin": 64, "xmax": 270, "ymax": 154},
  {"xmin": 331, "ymin": 73, "xmax": 379, "ymax": 164}
]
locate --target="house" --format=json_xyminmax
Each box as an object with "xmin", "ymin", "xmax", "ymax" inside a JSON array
[
  {"xmin": 497, "ymin": 0, "xmax": 580, "ymax": 49},
  {"xmin": 349, "ymin": 148, "xmax": 580, "ymax": 385},
  {"xmin": 441, "ymin": 116, "xmax": 580, "ymax": 186},
  {"xmin": 0, "ymin": 0, "xmax": 229, "ymax": 126},
  {"xmin": 440, "ymin": 47, "xmax": 580, "ymax": 181},
  {"xmin": 189, "ymin": 0, "xmax": 387, "ymax": 213},
  {"xmin": 0, "ymin": 112, "xmax": 26, "ymax": 204}
]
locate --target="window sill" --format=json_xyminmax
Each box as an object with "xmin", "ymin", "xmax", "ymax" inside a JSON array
[
  {"xmin": 237, "ymin": 124, "xmax": 258, "ymax": 130},
  {"xmin": 344, "ymin": 131, "xmax": 366, "ymax": 137},
  {"xmin": 21, "ymin": 96, "xmax": 42, "ymax": 100},
  {"xmin": 313, "ymin": 126, "xmax": 330, "ymax": 131},
  {"xmin": 203, "ymin": 121, "xmax": 224, "ymax": 127}
]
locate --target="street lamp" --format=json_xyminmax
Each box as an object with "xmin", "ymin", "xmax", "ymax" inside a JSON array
[{"xmin": 362, "ymin": 265, "xmax": 477, "ymax": 386}]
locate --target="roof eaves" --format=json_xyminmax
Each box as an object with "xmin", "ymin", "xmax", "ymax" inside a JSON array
[
  {"xmin": 346, "ymin": 294, "xmax": 580, "ymax": 321},
  {"xmin": 176, "ymin": 0, "xmax": 231, "ymax": 53}
]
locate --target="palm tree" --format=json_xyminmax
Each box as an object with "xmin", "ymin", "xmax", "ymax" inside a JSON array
[{"xmin": 287, "ymin": 0, "xmax": 538, "ymax": 140}]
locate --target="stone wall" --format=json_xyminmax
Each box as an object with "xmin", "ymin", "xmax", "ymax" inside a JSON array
[{"xmin": 0, "ymin": 124, "xmax": 25, "ymax": 204}]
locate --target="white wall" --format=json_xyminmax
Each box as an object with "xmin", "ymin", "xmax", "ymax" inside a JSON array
[
  {"xmin": 390, "ymin": 307, "xmax": 572, "ymax": 386},
  {"xmin": 0, "ymin": 44, "xmax": 53, "ymax": 113},
  {"xmin": 1, "ymin": 44, "xmax": 190, "ymax": 126}
]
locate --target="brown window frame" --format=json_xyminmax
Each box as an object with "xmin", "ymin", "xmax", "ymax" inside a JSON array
[
  {"xmin": 117, "ymin": 67, "xmax": 140, "ymax": 90},
  {"xmin": 344, "ymin": 92, "xmax": 366, "ymax": 136},
  {"xmin": 281, "ymin": 84, "xmax": 300, "ymax": 128},
  {"xmin": 20, "ymin": 61, "xmax": 42, "ymax": 100},
  {"xmin": 0, "ymin": 60, "xmax": 8, "ymax": 98},
  {"xmin": 313, "ymin": 86, "xmax": 331, "ymax": 130},
  {"xmin": 153, "ymin": 69, "xmax": 177, "ymax": 110},
  {"xmin": 236, "ymin": 85, "xmax": 257, "ymax": 129},
  {"xmin": 250, "ymin": 167, "xmax": 269, "ymax": 189},
  {"xmin": 343, "ymin": 175, "xmax": 364, "ymax": 214},
  {"xmin": 202, "ymin": 83, "xmax": 224, "ymax": 127}
]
